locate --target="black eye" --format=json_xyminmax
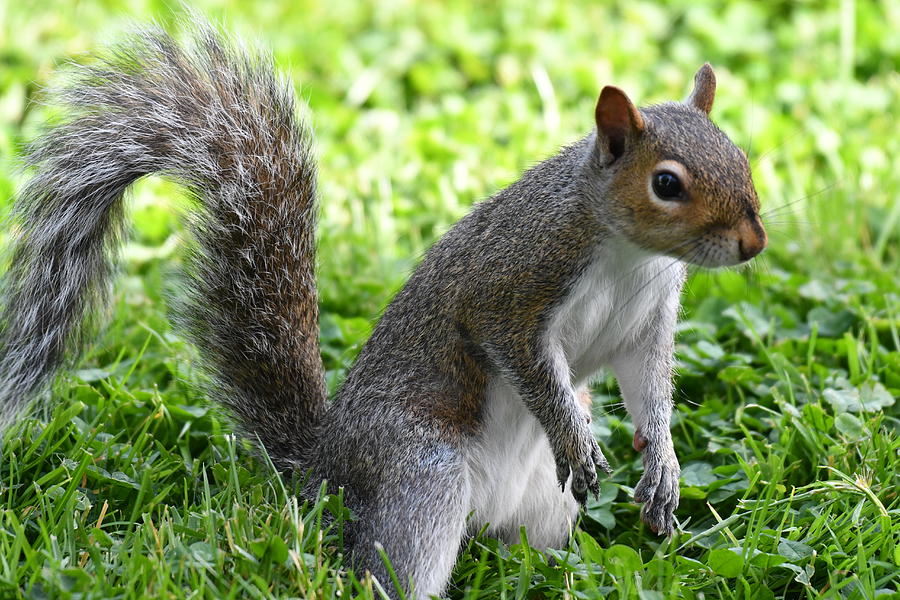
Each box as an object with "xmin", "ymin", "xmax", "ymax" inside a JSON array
[{"xmin": 652, "ymin": 171, "xmax": 683, "ymax": 200}]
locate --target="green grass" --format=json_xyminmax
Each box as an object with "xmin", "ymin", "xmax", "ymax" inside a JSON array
[{"xmin": 1, "ymin": 0, "xmax": 899, "ymax": 598}]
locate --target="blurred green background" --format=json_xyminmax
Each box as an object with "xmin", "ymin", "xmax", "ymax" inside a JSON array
[
  {"xmin": 5, "ymin": 0, "xmax": 897, "ymax": 379},
  {"xmin": 0, "ymin": 1, "xmax": 898, "ymax": 598}
]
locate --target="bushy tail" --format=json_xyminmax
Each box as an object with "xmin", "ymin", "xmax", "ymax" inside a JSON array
[{"xmin": 0, "ymin": 20, "xmax": 326, "ymax": 469}]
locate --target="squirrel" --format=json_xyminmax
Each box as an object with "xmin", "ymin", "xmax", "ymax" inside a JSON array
[{"xmin": 0, "ymin": 20, "xmax": 767, "ymax": 599}]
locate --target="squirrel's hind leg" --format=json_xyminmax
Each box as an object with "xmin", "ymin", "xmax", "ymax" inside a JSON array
[{"xmin": 346, "ymin": 450, "xmax": 470, "ymax": 599}]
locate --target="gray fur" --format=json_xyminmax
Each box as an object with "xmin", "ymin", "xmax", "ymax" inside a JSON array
[
  {"xmin": 0, "ymin": 21, "xmax": 326, "ymax": 466},
  {"xmin": 1, "ymin": 22, "xmax": 765, "ymax": 599}
]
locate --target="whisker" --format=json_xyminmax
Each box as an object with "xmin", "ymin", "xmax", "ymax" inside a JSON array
[
  {"xmin": 602, "ymin": 401, "xmax": 626, "ymax": 414},
  {"xmin": 680, "ymin": 396, "xmax": 703, "ymax": 409},
  {"xmin": 584, "ymin": 236, "xmax": 701, "ymax": 305},
  {"xmin": 617, "ymin": 242, "xmax": 703, "ymax": 313},
  {"xmin": 618, "ymin": 264, "xmax": 683, "ymax": 314},
  {"xmin": 744, "ymin": 96, "xmax": 755, "ymax": 161},
  {"xmin": 761, "ymin": 182, "xmax": 840, "ymax": 218},
  {"xmin": 763, "ymin": 220, "xmax": 816, "ymax": 229},
  {"xmin": 750, "ymin": 130, "xmax": 806, "ymax": 168},
  {"xmin": 763, "ymin": 218, "xmax": 816, "ymax": 224}
]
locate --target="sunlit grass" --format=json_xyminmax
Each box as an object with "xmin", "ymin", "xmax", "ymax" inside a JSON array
[{"xmin": 0, "ymin": 1, "xmax": 898, "ymax": 598}]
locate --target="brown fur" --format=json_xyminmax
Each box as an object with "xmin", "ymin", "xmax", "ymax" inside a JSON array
[
  {"xmin": 688, "ymin": 63, "xmax": 717, "ymax": 114},
  {"xmin": 595, "ymin": 76, "xmax": 766, "ymax": 263}
]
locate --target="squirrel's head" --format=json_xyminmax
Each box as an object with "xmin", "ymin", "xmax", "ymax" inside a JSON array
[{"xmin": 590, "ymin": 64, "xmax": 767, "ymax": 267}]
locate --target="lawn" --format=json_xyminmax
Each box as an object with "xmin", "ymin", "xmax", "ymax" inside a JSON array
[{"xmin": 0, "ymin": 1, "xmax": 898, "ymax": 598}]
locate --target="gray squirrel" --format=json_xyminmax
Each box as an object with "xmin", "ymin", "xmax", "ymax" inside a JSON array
[{"xmin": 0, "ymin": 20, "xmax": 767, "ymax": 599}]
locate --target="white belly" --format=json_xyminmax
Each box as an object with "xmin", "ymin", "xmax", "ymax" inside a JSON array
[
  {"xmin": 464, "ymin": 379, "xmax": 578, "ymax": 548},
  {"xmin": 463, "ymin": 236, "xmax": 681, "ymax": 547}
]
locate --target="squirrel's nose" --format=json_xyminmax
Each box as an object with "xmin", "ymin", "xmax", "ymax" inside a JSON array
[{"xmin": 737, "ymin": 217, "xmax": 767, "ymax": 262}]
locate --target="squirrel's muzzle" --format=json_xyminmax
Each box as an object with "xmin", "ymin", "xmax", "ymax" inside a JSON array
[{"xmin": 736, "ymin": 216, "xmax": 767, "ymax": 262}]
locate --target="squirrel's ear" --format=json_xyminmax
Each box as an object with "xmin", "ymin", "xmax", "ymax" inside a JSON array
[
  {"xmin": 595, "ymin": 86, "xmax": 644, "ymax": 163},
  {"xmin": 687, "ymin": 63, "xmax": 716, "ymax": 114}
]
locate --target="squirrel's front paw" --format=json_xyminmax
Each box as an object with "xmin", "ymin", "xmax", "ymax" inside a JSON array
[
  {"xmin": 634, "ymin": 444, "xmax": 680, "ymax": 536},
  {"xmin": 554, "ymin": 426, "xmax": 611, "ymax": 506}
]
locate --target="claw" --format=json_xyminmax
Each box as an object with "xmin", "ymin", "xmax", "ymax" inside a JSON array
[
  {"xmin": 556, "ymin": 460, "xmax": 570, "ymax": 491},
  {"xmin": 552, "ymin": 428, "xmax": 613, "ymax": 503},
  {"xmin": 596, "ymin": 456, "xmax": 612, "ymax": 475},
  {"xmin": 573, "ymin": 487, "xmax": 587, "ymax": 506},
  {"xmin": 590, "ymin": 439, "xmax": 612, "ymax": 475},
  {"xmin": 634, "ymin": 452, "xmax": 680, "ymax": 537}
]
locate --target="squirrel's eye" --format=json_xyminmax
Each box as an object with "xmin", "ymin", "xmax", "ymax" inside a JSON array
[{"xmin": 652, "ymin": 171, "xmax": 683, "ymax": 200}]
